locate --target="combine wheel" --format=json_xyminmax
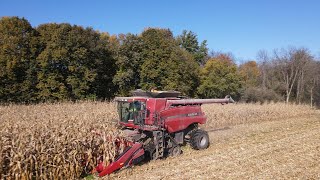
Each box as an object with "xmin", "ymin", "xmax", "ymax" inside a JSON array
[{"xmin": 190, "ymin": 129, "xmax": 209, "ymax": 150}]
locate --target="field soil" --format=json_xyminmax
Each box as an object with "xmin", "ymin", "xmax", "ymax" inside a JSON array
[{"xmin": 109, "ymin": 113, "xmax": 320, "ymax": 179}]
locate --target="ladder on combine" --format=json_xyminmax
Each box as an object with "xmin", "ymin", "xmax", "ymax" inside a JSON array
[{"xmin": 153, "ymin": 131, "xmax": 164, "ymax": 159}]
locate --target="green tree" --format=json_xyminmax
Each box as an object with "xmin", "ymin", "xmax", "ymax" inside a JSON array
[
  {"xmin": 89, "ymin": 32, "xmax": 117, "ymax": 100},
  {"xmin": 0, "ymin": 17, "xmax": 39, "ymax": 102},
  {"xmin": 36, "ymin": 23, "xmax": 115, "ymax": 101},
  {"xmin": 113, "ymin": 33, "xmax": 144, "ymax": 96},
  {"xmin": 177, "ymin": 30, "xmax": 208, "ymax": 65},
  {"xmin": 139, "ymin": 28, "xmax": 200, "ymax": 96},
  {"xmin": 197, "ymin": 55, "xmax": 242, "ymax": 98},
  {"xmin": 163, "ymin": 47, "xmax": 200, "ymax": 97}
]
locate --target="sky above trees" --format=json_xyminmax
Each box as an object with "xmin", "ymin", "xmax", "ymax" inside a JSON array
[{"xmin": 1, "ymin": 0, "xmax": 319, "ymax": 61}]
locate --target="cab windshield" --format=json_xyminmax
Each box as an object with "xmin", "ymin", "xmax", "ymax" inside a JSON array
[{"xmin": 117, "ymin": 100, "xmax": 146, "ymax": 124}]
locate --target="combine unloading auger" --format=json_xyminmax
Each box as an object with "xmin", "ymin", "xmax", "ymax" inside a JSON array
[{"xmin": 89, "ymin": 90, "xmax": 234, "ymax": 177}]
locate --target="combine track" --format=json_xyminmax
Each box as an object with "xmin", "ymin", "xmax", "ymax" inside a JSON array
[{"xmin": 108, "ymin": 114, "xmax": 320, "ymax": 179}]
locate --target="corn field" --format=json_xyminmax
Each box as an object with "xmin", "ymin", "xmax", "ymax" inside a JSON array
[
  {"xmin": 0, "ymin": 101, "xmax": 315, "ymax": 179},
  {"xmin": 0, "ymin": 102, "xmax": 126, "ymax": 179},
  {"xmin": 203, "ymin": 102, "xmax": 315, "ymax": 129}
]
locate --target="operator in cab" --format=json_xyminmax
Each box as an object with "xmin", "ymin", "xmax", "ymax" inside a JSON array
[{"xmin": 128, "ymin": 101, "xmax": 142, "ymax": 121}]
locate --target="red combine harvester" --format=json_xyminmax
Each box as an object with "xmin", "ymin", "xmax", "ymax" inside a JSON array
[{"xmin": 96, "ymin": 90, "xmax": 234, "ymax": 177}]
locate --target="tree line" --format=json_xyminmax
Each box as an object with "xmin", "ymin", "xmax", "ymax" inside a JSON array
[{"xmin": 0, "ymin": 17, "xmax": 319, "ymax": 106}]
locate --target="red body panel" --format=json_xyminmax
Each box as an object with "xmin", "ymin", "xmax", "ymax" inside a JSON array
[
  {"xmin": 144, "ymin": 98, "xmax": 167, "ymax": 125},
  {"xmin": 160, "ymin": 105, "xmax": 206, "ymax": 133}
]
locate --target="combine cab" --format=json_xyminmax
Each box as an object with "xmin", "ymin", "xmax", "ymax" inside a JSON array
[{"xmin": 96, "ymin": 90, "xmax": 234, "ymax": 177}]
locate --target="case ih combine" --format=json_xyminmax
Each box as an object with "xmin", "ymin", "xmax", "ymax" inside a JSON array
[{"xmin": 95, "ymin": 90, "xmax": 234, "ymax": 177}]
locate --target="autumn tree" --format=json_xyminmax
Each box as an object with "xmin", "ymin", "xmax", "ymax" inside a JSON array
[
  {"xmin": 0, "ymin": 17, "xmax": 39, "ymax": 102},
  {"xmin": 237, "ymin": 51, "xmax": 283, "ymax": 103},
  {"xmin": 239, "ymin": 61, "xmax": 260, "ymax": 87}
]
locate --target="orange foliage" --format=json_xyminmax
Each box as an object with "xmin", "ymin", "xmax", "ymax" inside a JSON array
[
  {"xmin": 210, "ymin": 53, "xmax": 235, "ymax": 65},
  {"xmin": 239, "ymin": 61, "xmax": 260, "ymax": 87}
]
